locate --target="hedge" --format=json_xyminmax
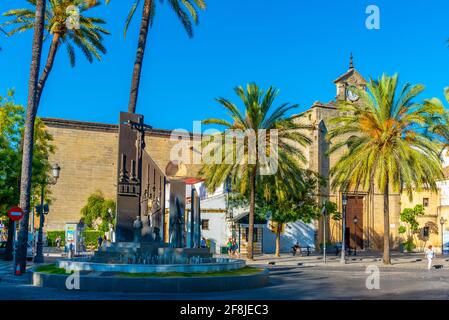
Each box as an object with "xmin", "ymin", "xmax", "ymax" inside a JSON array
[
  {"xmin": 46, "ymin": 231, "xmax": 65, "ymax": 247},
  {"xmin": 45, "ymin": 230, "xmax": 105, "ymax": 248},
  {"xmin": 83, "ymin": 230, "xmax": 104, "ymax": 248}
]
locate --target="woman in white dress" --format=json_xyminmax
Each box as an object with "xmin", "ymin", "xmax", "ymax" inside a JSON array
[{"xmin": 425, "ymin": 245, "xmax": 435, "ymax": 270}]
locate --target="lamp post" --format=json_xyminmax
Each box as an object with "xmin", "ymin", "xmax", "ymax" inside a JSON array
[
  {"xmin": 321, "ymin": 203, "xmax": 328, "ymax": 264},
  {"xmin": 440, "ymin": 216, "xmax": 446, "ymax": 256},
  {"xmin": 34, "ymin": 164, "xmax": 61, "ymax": 263},
  {"xmin": 353, "ymin": 216, "xmax": 358, "ymax": 256},
  {"xmin": 340, "ymin": 194, "xmax": 348, "ymax": 264}
]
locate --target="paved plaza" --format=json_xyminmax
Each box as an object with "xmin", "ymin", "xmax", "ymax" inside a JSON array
[{"xmin": 1, "ymin": 252, "xmax": 449, "ymax": 300}]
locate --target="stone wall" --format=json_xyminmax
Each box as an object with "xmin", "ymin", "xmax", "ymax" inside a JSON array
[
  {"xmin": 43, "ymin": 118, "xmax": 200, "ymax": 231},
  {"xmin": 401, "ymin": 190, "xmax": 441, "ymax": 251}
]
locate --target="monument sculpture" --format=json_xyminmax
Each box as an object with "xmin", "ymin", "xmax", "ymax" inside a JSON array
[{"xmin": 92, "ymin": 112, "xmax": 208, "ymax": 263}]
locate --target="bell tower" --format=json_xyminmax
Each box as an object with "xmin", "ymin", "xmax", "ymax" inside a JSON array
[{"xmin": 333, "ymin": 54, "xmax": 367, "ymax": 102}]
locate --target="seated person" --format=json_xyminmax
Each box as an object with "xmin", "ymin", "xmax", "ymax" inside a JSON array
[{"xmin": 292, "ymin": 242, "xmax": 301, "ymax": 256}]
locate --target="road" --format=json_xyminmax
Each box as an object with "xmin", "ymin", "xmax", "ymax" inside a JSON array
[{"xmin": 1, "ymin": 255, "xmax": 449, "ymax": 300}]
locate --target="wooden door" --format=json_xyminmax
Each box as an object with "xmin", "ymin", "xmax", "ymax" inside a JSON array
[{"xmin": 346, "ymin": 196, "xmax": 364, "ymax": 250}]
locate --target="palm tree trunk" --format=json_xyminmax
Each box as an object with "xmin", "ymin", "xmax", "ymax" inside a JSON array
[
  {"xmin": 247, "ymin": 167, "xmax": 256, "ymax": 260},
  {"xmin": 35, "ymin": 33, "xmax": 61, "ymax": 108},
  {"xmin": 16, "ymin": 0, "xmax": 46, "ymax": 273},
  {"xmin": 383, "ymin": 175, "xmax": 391, "ymax": 264},
  {"xmin": 128, "ymin": 0, "xmax": 152, "ymax": 114},
  {"xmin": 275, "ymin": 224, "xmax": 281, "ymax": 257}
]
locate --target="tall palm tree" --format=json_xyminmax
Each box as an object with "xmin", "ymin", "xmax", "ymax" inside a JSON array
[
  {"xmin": 2, "ymin": 0, "xmax": 109, "ymax": 107},
  {"xmin": 13, "ymin": 0, "xmax": 46, "ymax": 273},
  {"xmin": 105, "ymin": 0, "xmax": 206, "ymax": 113},
  {"xmin": 200, "ymin": 83, "xmax": 312, "ymax": 259},
  {"xmin": 2, "ymin": 0, "xmax": 108, "ymax": 271},
  {"xmin": 327, "ymin": 74, "xmax": 444, "ymax": 264}
]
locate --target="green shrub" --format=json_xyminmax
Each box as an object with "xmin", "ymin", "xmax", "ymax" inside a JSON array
[
  {"xmin": 80, "ymin": 191, "xmax": 115, "ymax": 231},
  {"xmin": 403, "ymin": 240, "xmax": 416, "ymax": 252},
  {"xmin": 82, "ymin": 230, "xmax": 104, "ymax": 248},
  {"xmin": 45, "ymin": 230, "xmax": 105, "ymax": 248},
  {"xmin": 46, "ymin": 231, "xmax": 65, "ymax": 247}
]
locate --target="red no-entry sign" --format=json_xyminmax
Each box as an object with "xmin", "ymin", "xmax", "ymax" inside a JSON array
[{"xmin": 7, "ymin": 206, "xmax": 24, "ymax": 222}]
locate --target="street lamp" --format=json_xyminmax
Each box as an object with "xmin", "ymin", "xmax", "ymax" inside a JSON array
[
  {"xmin": 353, "ymin": 216, "xmax": 358, "ymax": 256},
  {"xmin": 34, "ymin": 164, "xmax": 61, "ymax": 263},
  {"xmin": 321, "ymin": 203, "xmax": 328, "ymax": 264},
  {"xmin": 340, "ymin": 194, "xmax": 348, "ymax": 264},
  {"xmin": 440, "ymin": 216, "xmax": 446, "ymax": 256}
]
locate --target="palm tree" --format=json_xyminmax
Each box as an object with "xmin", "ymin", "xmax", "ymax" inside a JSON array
[
  {"xmin": 2, "ymin": 0, "xmax": 109, "ymax": 107},
  {"xmin": 13, "ymin": 0, "xmax": 46, "ymax": 273},
  {"xmin": 2, "ymin": 0, "xmax": 108, "ymax": 271},
  {"xmin": 200, "ymin": 83, "xmax": 312, "ymax": 260},
  {"xmin": 105, "ymin": 0, "xmax": 206, "ymax": 113},
  {"xmin": 0, "ymin": 27, "xmax": 6, "ymax": 50},
  {"xmin": 327, "ymin": 74, "xmax": 444, "ymax": 264},
  {"xmin": 425, "ymin": 88, "xmax": 449, "ymax": 151}
]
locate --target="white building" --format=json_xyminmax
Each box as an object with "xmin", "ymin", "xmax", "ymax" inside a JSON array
[{"xmin": 185, "ymin": 181, "xmax": 316, "ymax": 255}]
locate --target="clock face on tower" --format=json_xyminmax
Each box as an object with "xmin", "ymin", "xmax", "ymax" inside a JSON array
[{"xmin": 346, "ymin": 88, "xmax": 359, "ymax": 102}]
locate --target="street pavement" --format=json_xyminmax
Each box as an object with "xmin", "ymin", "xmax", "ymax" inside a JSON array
[
  {"xmin": 1, "ymin": 252, "xmax": 449, "ymax": 300},
  {"xmin": 0, "ymin": 260, "xmax": 32, "ymax": 285}
]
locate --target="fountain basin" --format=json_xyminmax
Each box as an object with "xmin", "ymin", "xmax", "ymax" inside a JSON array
[
  {"xmin": 56, "ymin": 257, "xmax": 246, "ymax": 273},
  {"xmin": 32, "ymin": 266, "xmax": 269, "ymax": 293}
]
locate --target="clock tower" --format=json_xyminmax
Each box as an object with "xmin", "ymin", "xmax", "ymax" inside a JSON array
[{"xmin": 334, "ymin": 54, "xmax": 367, "ymax": 102}]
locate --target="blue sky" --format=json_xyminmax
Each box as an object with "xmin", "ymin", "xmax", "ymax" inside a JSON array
[{"xmin": 0, "ymin": 0, "xmax": 449, "ymax": 131}]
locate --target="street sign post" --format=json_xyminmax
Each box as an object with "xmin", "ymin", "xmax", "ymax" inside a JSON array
[
  {"xmin": 7, "ymin": 207, "xmax": 24, "ymax": 222},
  {"xmin": 7, "ymin": 207, "xmax": 24, "ymax": 275}
]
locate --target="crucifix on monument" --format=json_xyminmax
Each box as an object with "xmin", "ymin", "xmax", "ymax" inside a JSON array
[{"xmin": 116, "ymin": 112, "xmax": 166, "ymax": 243}]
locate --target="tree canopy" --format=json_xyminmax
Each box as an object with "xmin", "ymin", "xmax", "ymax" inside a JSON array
[
  {"xmin": 0, "ymin": 90, "xmax": 54, "ymax": 216},
  {"xmin": 327, "ymin": 74, "xmax": 444, "ymax": 264},
  {"xmin": 80, "ymin": 190, "xmax": 116, "ymax": 232}
]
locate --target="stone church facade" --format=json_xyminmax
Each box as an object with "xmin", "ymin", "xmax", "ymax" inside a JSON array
[
  {"xmin": 43, "ymin": 60, "xmax": 409, "ymax": 252},
  {"xmin": 296, "ymin": 60, "xmax": 402, "ymax": 251}
]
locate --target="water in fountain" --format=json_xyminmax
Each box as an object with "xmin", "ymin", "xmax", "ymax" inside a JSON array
[{"xmin": 113, "ymin": 253, "xmax": 227, "ymax": 265}]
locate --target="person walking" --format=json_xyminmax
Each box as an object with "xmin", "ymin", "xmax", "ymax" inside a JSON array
[
  {"xmin": 226, "ymin": 238, "xmax": 233, "ymax": 255},
  {"xmin": 425, "ymin": 245, "xmax": 435, "ymax": 270},
  {"xmin": 55, "ymin": 236, "xmax": 61, "ymax": 248},
  {"xmin": 68, "ymin": 241, "xmax": 74, "ymax": 259},
  {"xmin": 231, "ymin": 238, "xmax": 239, "ymax": 257},
  {"xmin": 97, "ymin": 235, "xmax": 103, "ymax": 248}
]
